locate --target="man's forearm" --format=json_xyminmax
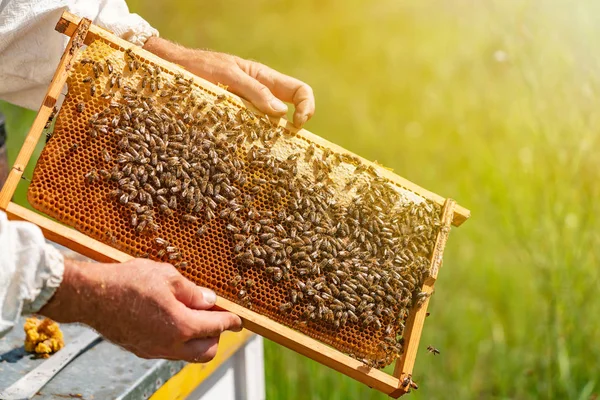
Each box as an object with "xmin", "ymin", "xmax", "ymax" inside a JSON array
[
  {"xmin": 143, "ymin": 37, "xmax": 190, "ymax": 65},
  {"xmin": 38, "ymin": 259, "xmax": 92, "ymax": 324}
]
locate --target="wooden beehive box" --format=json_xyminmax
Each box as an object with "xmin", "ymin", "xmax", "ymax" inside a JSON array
[{"xmin": 0, "ymin": 12, "xmax": 469, "ymax": 397}]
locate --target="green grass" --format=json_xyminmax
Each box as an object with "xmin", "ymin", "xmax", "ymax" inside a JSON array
[{"xmin": 4, "ymin": 0, "xmax": 600, "ymax": 398}]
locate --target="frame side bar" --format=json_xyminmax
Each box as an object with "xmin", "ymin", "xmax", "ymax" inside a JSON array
[
  {"xmin": 392, "ymin": 199, "xmax": 455, "ymax": 385},
  {"xmin": 0, "ymin": 18, "xmax": 91, "ymax": 209}
]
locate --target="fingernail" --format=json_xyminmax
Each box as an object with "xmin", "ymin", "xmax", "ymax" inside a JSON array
[
  {"xmin": 270, "ymin": 98, "xmax": 288, "ymax": 113},
  {"xmin": 201, "ymin": 288, "xmax": 216, "ymax": 305}
]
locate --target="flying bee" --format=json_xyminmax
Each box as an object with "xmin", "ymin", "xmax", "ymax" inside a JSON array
[
  {"xmin": 427, "ymin": 345, "xmax": 440, "ymax": 355},
  {"xmin": 409, "ymin": 380, "xmax": 418, "ymax": 390}
]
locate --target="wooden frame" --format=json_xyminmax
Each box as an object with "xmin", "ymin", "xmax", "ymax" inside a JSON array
[{"xmin": 0, "ymin": 12, "xmax": 469, "ymax": 397}]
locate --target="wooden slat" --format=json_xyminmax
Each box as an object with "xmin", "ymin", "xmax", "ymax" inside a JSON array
[
  {"xmin": 215, "ymin": 297, "xmax": 401, "ymax": 395},
  {"xmin": 428, "ymin": 199, "xmax": 456, "ymax": 280},
  {"xmin": 55, "ymin": 11, "xmax": 470, "ymax": 227},
  {"xmin": 6, "ymin": 201, "xmax": 403, "ymax": 397},
  {"xmin": 0, "ymin": 18, "xmax": 91, "ymax": 210},
  {"xmin": 5, "ymin": 202, "xmax": 129, "ymax": 264},
  {"xmin": 392, "ymin": 199, "xmax": 455, "ymax": 386}
]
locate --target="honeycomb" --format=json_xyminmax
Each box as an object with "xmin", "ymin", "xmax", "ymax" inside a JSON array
[{"xmin": 28, "ymin": 39, "xmax": 442, "ymax": 368}]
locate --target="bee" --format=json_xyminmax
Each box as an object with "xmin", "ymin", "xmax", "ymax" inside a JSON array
[
  {"xmin": 196, "ymin": 225, "xmax": 208, "ymax": 237},
  {"xmin": 44, "ymin": 106, "xmax": 58, "ymax": 132},
  {"xmin": 90, "ymin": 82, "xmax": 96, "ymax": 97},
  {"xmin": 84, "ymin": 169, "xmax": 98, "ymax": 183},
  {"xmin": 155, "ymin": 237, "xmax": 169, "ymax": 247},
  {"xmin": 109, "ymin": 73, "xmax": 117, "ymax": 88},
  {"xmin": 106, "ymin": 59, "xmax": 113, "ymax": 73},
  {"xmin": 226, "ymin": 224, "xmax": 240, "ymax": 233},
  {"xmin": 182, "ymin": 214, "xmax": 198, "ymax": 223},
  {"xmin": 119, "ymin": 193, "xmax": 129, "ymax": 205},
  {"xmin": 76, "ymin": 102, "xmax": 85, "ymax": 113},
  {"xmin": 279, "ymin": 302, "xmax": 293, "ymax": 312},
  {"xmin": 427, "ymin": 345, "xmax": 440, "ymax": 355},
  {"xmin": 101, "ymin": 149, "xmax": 112, "ymax": 162},
  {"xmin": 229, "ymin": 275, "xmax": 242, "ymax": 287}
]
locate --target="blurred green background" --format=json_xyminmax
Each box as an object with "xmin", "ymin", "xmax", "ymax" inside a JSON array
[{"xmin": 2, "ymin": 0, "xmax": 600, "ymax": 398}]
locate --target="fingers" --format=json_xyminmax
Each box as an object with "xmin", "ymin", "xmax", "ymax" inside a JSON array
[
  {"xmin": 178, "ymin": 309, "xmax": 243, "ymax": 340},
  {"xmin": 237, "ymin": 58, "xmax": 315, "ymax": 128},
  {"xmin": 224, "ymin": 69, "xmax": 289, "ymax": 117},
  {"xmin": 172, "ymin": 337, "xmax": 220, "ymax": 363},
  {"xmin": 171, "ymin": 275, "xmax": 217, "ymax": 310}
]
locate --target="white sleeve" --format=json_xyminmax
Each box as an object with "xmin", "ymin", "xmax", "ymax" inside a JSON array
[
  {"xmin": 0, "ymin": 0, "xmax": 159, "ymax": 111},
  {"xmin": 0, "ymin": 211, "xmax": 65, "ymax": 338}
]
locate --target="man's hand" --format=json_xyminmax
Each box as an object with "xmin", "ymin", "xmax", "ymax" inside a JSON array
[
  {"xmin": 143, "ymin": 37, "xmax": 315, "ymax": 128},
  {"xmin": 39, "ymin": 259, "xmax": 242, "ymax": 363}
]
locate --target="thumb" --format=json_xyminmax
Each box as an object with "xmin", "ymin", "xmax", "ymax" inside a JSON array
[{"xmin": 172, "ymin": 277, "xmax": 217, "ymax": 310}]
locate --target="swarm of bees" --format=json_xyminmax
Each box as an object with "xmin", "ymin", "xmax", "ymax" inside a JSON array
[{"xmin": 72, "ymin": 46, "xmax": 442, "ymax": 369}]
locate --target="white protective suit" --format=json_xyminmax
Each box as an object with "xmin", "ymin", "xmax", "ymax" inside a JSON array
[{"xmin": 0, "ymin": 0, "xmax": 158, "ymax": 337}]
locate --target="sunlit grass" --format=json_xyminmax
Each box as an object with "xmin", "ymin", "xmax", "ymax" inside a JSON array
[{"xmin": 3, "ymin": 0, "xmax": 600, "ymax": 398}]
